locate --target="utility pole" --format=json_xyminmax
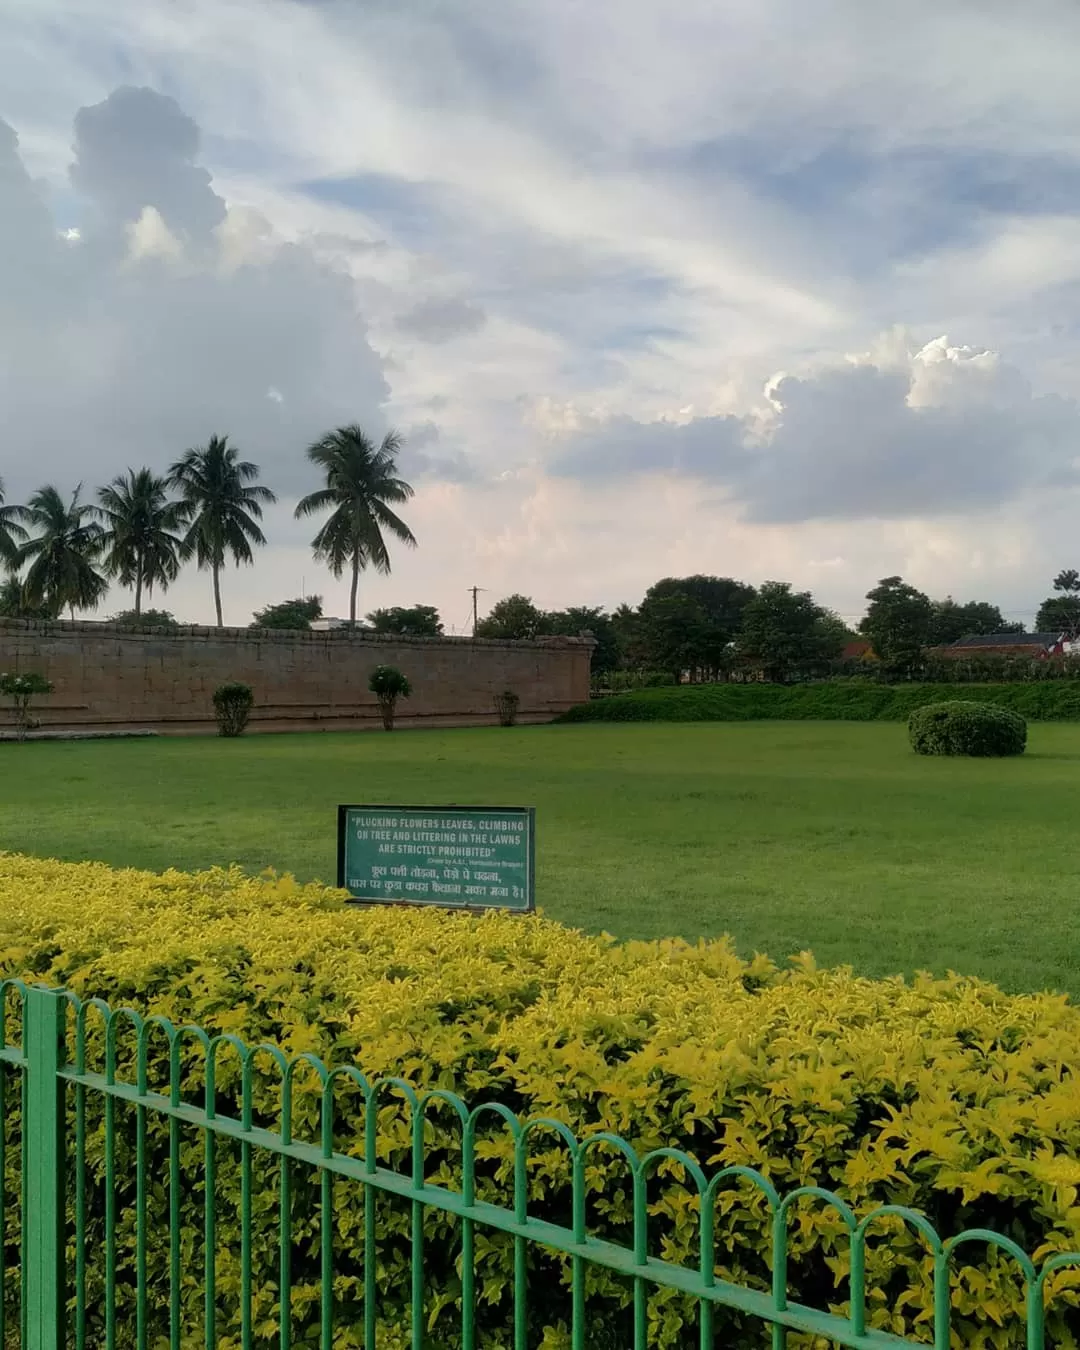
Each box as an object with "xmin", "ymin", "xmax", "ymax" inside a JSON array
[{"xmin": 468, "ymin": 586, "xmax": 487, "ymax": 635}]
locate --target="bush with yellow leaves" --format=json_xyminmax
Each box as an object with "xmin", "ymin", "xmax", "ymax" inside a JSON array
[{"xmin": 2, "ymin": 852, "xmax": 1079, "ymax": 1348}]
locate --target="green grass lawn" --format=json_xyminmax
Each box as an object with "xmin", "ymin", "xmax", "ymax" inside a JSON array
[{"xmin": 2, "ymin": 722, "xmax": 1079, "ymax": 996}]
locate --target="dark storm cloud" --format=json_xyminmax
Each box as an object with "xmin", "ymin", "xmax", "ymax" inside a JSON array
[
  {"xmin": 549, "ymin": 356, "xmax": 1080, "ymax": 523},
  {"xmin": 70, "ymin": 86, "xmax": 226, "ymax": 243},
  {"xmin": 0, "ymin": 88, "xmax": 471, "ymax": 502},
  {"xmin": 393, "ymin": 295, "xmax": 488, "ymax": 344}
]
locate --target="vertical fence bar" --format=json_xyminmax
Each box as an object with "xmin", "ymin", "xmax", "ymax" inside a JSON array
[
  {"xmin": 571, "ymin": 1154, "xmax": 586, "ymax": 1350},
  {"xmin": 0, "ymin": 1051, "xmax": 7, "ymax": 1350},
  {"xmin": 74, "ymin": 1056, "xmax": 86, "ymax": 1350},
  {"xmin": 320, "ymin": 1082, "xmax": 333, "ymax": 1350},
  {"xmin": 513, "ymin": 1147, "xmax": 528, "ymax": 1350},
  {"xmin": 460, "ymin": 1122, "xmax": 476, "ymax": 1350},
  {"xmin": 411, "ymin": 1113, "xmax": 425, "ymax": 1350},
  {"xmin": 364, "ymin": 1103, "xmax": 377, "ymax": 1350},
  {"xmin": 204, "ymin": 1128, "xmax": 217, "ymax": 1346},
  {"xmin": 631, "ymin": 1169, "xmax": 647, "ymax": 1350},
  {"xmin": 770, "ymin": 1206, "xmax": 787, "ymax": 1350},
  {"xmin": 23, "ymin": 986, "xmax": 67, "ymax": 1350},
  {"xmin": 136, "ymin": 1041, "xmax": 149, "ymax": 1350},
  {"xmin": 280, "ymin": 1081, "xmax": 293, "ymax": 1350},
  {"xmin": 204, "ymin": 1058, "xmax": 217, "ymax": 1350},
  {"xmin": 104, "ymin": 1018, "xmax": 117, "ymax": 1350},
  {"xmin": 241, "ymin": 1063, "xmax": 254, "ymax": 1350},
  {"xmin": 169, "ymin": 1050, "xmax": 181, "ymax": 1350},
  {"xmin": 21, "ymin": 1047, "xmax": 28, "ymax": 1350}
]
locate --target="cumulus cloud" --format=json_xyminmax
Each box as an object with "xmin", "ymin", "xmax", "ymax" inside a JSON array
[
  {"xmin": 549, "ymin": 335, "xmax": 1080, "ymax": 522},
  {"xmin": 0, "ymin": 87, "xmax": 442, "ymax": 505}
]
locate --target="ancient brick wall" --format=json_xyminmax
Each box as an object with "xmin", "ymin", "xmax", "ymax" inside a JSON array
[{"xmin": 0, "ymin": 620, "xmax": 594, "ymax": 734}]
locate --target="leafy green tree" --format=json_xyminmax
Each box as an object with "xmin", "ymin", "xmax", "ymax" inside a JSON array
[
  {"xmin": 366, "ymin": 604, "xmax": 443, "ymax": 636},
  {"xmin": 1035, "ymin": 595, "xmax": 1080, "ymax": 637},
  {"xmin": 637, "ymin": 591, "xmax": 708, "ymax": 681},
  {"xmin": 0, "ymin": 575, "xmax": 51, "ymax": 619},
  {"xmin": 17, "ymin": 484, "xmax": 108, "ymax": 619},
  {"xmin": 737, "ymin": 581, "xmax": 843, "ymax": 681},
  {"xmin": 474, "ymin": 594, "xmax": 550, "ymax": 640},
  {"xmin": 1035, "ymin": 570, "xmax": 1080, "ymax": 638},
  {"xmin": 930, "ymin": 598, "xmax": 1021, "ymax": 645},
  {"xmin": 638, "ymin": 576, "xmax": 756, "ymax": 679},
  {"xmin": 295, "ymin": 426, "xmax": 416, "ymax": 627},
  {"xmin": 168, "ymin": 436, "xmax": 277, "ymax": 627},
  {"xmin": 544, "ymin": 606, "xmax": 619, "ymax": 674},
  {"xmin": 817, "ymin": 610, "xmax": 858, "ymax": 651},
  {"xmin": 96, "ymin": 468, "xmax": 187, "ymax": 616},
  {"xmin": 251, "ymin": 596, "xmax": 324, "ymax": 630},
  {"xmin": 610, "ymin": 603, "xmax": 645, "ymax": 670},
  {"xmin": 0, "ymin": 476, "xmax": 28, "ymax": 568},
  {"xmin": 859, "ymin": 576, "xmax": 934, "ymax": 670}
]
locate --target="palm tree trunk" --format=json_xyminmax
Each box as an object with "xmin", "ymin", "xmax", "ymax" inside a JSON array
[
  {"xmin": 213, "ymin": 563, "xmax": 223, "ymax": 627},
  {"xmin": 349, "ymin": 550, "xmax": 359, "ymax": 625},
  {"xmin": 134, "ymin": 562, "xmax": 143, "ymax": 617}
]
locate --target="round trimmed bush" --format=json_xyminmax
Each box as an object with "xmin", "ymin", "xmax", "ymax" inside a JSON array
[{"xmin": 908, "ymin": 699, "xmax": 1027, "ymax": 757}]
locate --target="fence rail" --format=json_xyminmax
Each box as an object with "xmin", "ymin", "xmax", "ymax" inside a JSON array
[{"xmin": 2, "ymin": 980, "xmax": 1080, "ymax": 1348}]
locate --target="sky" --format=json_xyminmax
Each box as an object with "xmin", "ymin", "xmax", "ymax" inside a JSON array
[{"xmin": 3, "ymin": 0, "xmax": 1080, "ymax": 630}]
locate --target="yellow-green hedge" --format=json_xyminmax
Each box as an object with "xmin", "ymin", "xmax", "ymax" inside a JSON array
[{"xmin": 2, "ymin": 853, "xmax": 1080, "ymax": 1348}]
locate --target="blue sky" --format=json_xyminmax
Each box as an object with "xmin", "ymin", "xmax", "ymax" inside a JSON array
[{"xmin": 3, "ymin": 0, "xmax": 1080, "ymax": 628}]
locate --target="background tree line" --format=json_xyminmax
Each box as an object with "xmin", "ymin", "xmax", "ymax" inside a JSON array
[
  {"xmin": 470, "ymin": 570, "xmax": 1080, "ymax": 687},
  {"xmin": 4, "ymin": 442, "xmax": 1078, "ymax": 684}
]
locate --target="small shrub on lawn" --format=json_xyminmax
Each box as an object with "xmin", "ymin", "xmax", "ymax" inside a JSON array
[
  {"xmin": 0, "ymin": 670, "xmax": 53, "ymax": 740},
  {"xmin": 494, "ymin": 688, "xmax": 520, "ymax": 725},
  {"xmin": 909, "ymin": 700, "xmax": 1027, "ymax": 757},
  {"xmin": 368, "ymin": 664, "xmax": 411, "ymax": 730},
  {"xmin": 211, "ymin": 681, "xmax": 254, "ymax": 736},
  {"xmin": 2, "ymin": 853, "xmax": 1080, "ymax": 1347}
]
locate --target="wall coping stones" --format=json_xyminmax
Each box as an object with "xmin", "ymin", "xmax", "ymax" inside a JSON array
[{"xmin": 0, "ymin": 617, "xmax": 596, "ymax": 652}]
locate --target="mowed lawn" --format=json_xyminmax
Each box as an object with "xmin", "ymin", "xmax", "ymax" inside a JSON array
[{"xmin": 2, "ymin": 721, "xmax": 1079, "ymax": 996}]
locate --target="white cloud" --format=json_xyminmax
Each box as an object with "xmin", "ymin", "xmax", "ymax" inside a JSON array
[{"xmin": 126, "ymin": 205, "xmax": 184, "ymax": 262}]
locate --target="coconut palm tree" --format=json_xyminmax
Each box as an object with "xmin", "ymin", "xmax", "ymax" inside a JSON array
[
  {"xmin": 0, "ymin": 475, "xmax": 28, "ymax": 568},
  {"xmin": 96, "ymin": 468, "xmax": 188, "ymax": 616},
  {"xmin": 295, "ymin": 426, "xmax": 416, "ymax": 624},
  {"xmin": 167, "ymin": 436, "xmax": 277, "ymax": 627},
  {"xmin": 18, "ymin": 484, "xmax": 108, "ymax": 618}
]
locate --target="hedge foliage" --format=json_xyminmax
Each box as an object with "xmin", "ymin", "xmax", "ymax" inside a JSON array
[
  {"xmin": 3, "ymin": 855, "xmax": 1080, "ymax": 1347},
  {"xmin": 909, "ymin": 701, "xmax": 1028, "ymax": 757},
  {"xmin": 562, "ymin": 681, "xmax": 1080, "ymax": 724}
]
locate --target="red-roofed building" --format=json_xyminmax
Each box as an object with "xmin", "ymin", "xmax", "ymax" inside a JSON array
[{"xmin": 934, "ymin": 632, "xmax": 1067, "ymax": 659}]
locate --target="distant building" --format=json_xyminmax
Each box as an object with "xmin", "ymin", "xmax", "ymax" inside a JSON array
[
  {"xmin": 934, "ymin": 632, "xmax": 1068, "ymax": 659},
  {"xmin": 841, "ymin": 639, "xmax": 876, "ymax": 661},
  {"xmin": 310, "ymin": 617, "xmax": 348, "ymax": 631}
]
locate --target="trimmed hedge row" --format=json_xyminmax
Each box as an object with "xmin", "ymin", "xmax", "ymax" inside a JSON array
[
  {"xmin": 3, "ymin": 855, "xmax": 1080, "ymax": 1347},
  {"xmin": 561, "ymin": 680, "xmax": 1080, "ymax": 724}
]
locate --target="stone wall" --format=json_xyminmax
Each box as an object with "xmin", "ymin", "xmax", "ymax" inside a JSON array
[{"xmin": 0, "ymin": 620, "xmax": 594, "ymax": 735}]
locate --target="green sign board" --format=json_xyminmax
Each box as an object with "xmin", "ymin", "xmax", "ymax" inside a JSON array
[{"xmin": 337, "ymin": 805, "xmax": 535, "ymax": 911}]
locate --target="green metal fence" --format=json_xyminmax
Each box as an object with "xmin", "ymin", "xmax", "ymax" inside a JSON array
[{"xmin": 3, "ymin": 979, "xmax": 1080, "ymax": 1349}]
